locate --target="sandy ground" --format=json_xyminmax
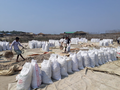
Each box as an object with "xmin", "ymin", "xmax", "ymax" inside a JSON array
[
  {"xmin": 0, "ymin": 74, "xmax": 17, "ymax": 90},
  {"xmin": 0, "ymin": 42, "xmax": 119, "ymax": 90}
]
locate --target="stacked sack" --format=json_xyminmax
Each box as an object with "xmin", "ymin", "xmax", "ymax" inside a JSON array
[
  {"xmin": 16, "ymin": 59, "xmax": 42, "ymax": 90},
  {"xmin": 16, "ymin": 47, "xmax": 117, "ymax": 90},
  {"xmin": 28, "ymin": 40, "xmax": 50, "ymax": 52},
  {"xmin": 91, "ymin": 38, "xmax": 100, "ymax": 43},
  {"xmin": 49, "ymin": 40, "xmax": 60, "ymax": 47},
  {"xmin": 42, "ymin": 42, "xmax": 49, "ymax": 52},
  {"xmin": 0, "ymin": 41, "xmax": 10, "ymax": 51},
  {"xmin": 78, "ymin": 47, "xmax": 117, "ymax": 68},
  {"xmin": 28, "ymin": 40, "xmax": 42, "ymax": 49},
  {"xmin": 71, "ymin": 38, "xmax": 79, "ymax": 44},
  {"xmin": 99, "ymin": 39, "xmax": 113, "ymax": 46},
  {"xmin": 28, "ymin": 40, "xmax": 55, "ymax": 49},
  {"xmin": 79, "ymin": 38, "xmax": 88, "ymax": 43}
]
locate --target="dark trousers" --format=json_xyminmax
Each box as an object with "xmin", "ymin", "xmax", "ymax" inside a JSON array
[{"xmin": 117, "ymin": 40, "xmax": 119, "ymax": 44}]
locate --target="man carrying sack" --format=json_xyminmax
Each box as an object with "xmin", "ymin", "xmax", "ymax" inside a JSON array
[{"xmin": 10, "ymin": 37, "xmax": 25, "ymax": 62}]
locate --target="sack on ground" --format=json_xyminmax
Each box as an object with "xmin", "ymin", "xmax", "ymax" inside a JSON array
[
  {"xmin": 57, "ymin": 56, "xmax": 68, "ymax": 76},
  {"xmin": 81, "ymin": 53, "xmax": 91, "ymax": 67},
  {"xmin": 17, "ymin": 62, "xmax": 32, "ymax": 90},
  {"xmin": 51, "ymin": 59, "xmax": 61, "ymax": 80},
  {"xmin": 31, "ymin": 59, "xmax": 42, "ymax": 89},
  {"xmin": 41, "ymin": 60, "xmax": 53, "ymax": 84},
  {"xmin": 77, "ymin": 53, "xmax": 84, "ymax": 70},
  {"xmin": 66, "ymin": 57, "xmax": 73, "ymax": 73},
  {"xmin": 70, "ymin": 53, "xmax": 79, "ymax": 72}
]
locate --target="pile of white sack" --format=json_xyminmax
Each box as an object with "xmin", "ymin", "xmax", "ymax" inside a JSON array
[
  {"xmin": 0, "ymin": 41, "xmax": 10, "ymax": 51},
  {"xmin": 91, "ymin": 38, "xmax": 100, "ymax": 43},
  {"xmin": 29, "ymin": 40, "xmax": 44, "ymax": 49},
  {"xmin": 70, "ymin": 38, "xmax": 88, "ymax": 44},
  {"xmin": 28, "ymin": 40, "xmax": 50, "ymax": 52},
  {"xmin": 99, "ymin": 39, "xmax": 113, "ymax": 46},
  {"xmin": 49, "ymin": 40, "xmax": 60, "ymax": 47},
  {"xmin": 16, "ymin": 59, "xmax": 42, "ymax": 90},
  {"xmin": 16, "ymin": 47, "xmax": 117, "ymax": 90},
  {"xmin": 71, "ymin": 38, "xmax": 79, "ymax": 44},
  {"xmin": 42, "ymin": 42, "xmax": 49, "ymax": 52},
  {"xmin": 79, "ymin": 38, "xmax": 88, "ymax": 43}
]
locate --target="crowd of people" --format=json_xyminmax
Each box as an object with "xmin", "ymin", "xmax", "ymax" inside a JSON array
[{"xmin": 59, "ymin": 36, "xmax": 71, "ymax": 53}]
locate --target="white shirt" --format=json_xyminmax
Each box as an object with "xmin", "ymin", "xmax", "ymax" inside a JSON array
[
  {"xmin": 117, "ymin": 37, "xmax": 120, "ymax": 40},
  {"xmin": 60, "ymin": 39, "xmax": 64, "ymax": 43},
  {"xmin": 63, "ymin": 39, "xmax": 68, "ymax": 44},
  {"xmin": 10, "ymin": 40, "xmax": 23, "ymax": 50}
]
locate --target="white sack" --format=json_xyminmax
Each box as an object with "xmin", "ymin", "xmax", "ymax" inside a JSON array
[
  {"xmin": 77, "ymin": 53, "xmax": 84, "ymax": 70},
  {"xmin": 42, "ymin": 44, "xmax": 45, "ymax": 51},
  {"xmin": 49, "ymin": 54, "xmax": 58, "ymax": 60},
  {"xmin": 31, "ymin": 59, "xmax": 42, "ymax": 89},
  {"xmin": 66, "ymin": 57, "xmax": 73, "ymax": 73},
  {"xmin": 81, "ymin": 53, "xmax": 91, "ymax": 67},
  {"xmin": 109, "ymin": 50, "xmax": 116, "ymax": 61},
  {"xmin": 41, "ymin": 60, "xmax": 53, "ymax": 84},
  {"xmin": 6, "ymin": 42, "xmax": 10, "ymax": 50},
  {"xmin": 17, "ymin": 62, "xmax": 32, "ymax": 90},
  {"xmin": 51, "ymin": 59, "xmax": 61, "ymax": 80},
  {"xmin": 88, "ymin": 52, "xmax": 95, "ymax": 68},
  {"xmin": 107, "ymin": 51, "xmax": 112, "ymax": 62},
  {"xmin": 98, "ymin": 51, "xmax": 104, "ymax": 65},
  {"xmin": 70, "ymin": 53, "xmax": 79, "ymax": 72},
  {"xmin": 44, "ymin": 43, "xmax": 49, "ymax": 52},
  {"xmin": 57, "ymin": 56, "xmax": 68, "ymax": 76},
  {"xmin": 95, "ymin": 52, "xmax": 99, "ymax": 66},
  {"xmin": 2, "ymin": 42, "xmax": 6, "ymax": 51},
  {"xmin": 104, "ymin": 52, "xmax": 109, "ymax": 63},
  {"xmin": 37, "ymin": 42, "xmax": 42, "ymax": 48}
]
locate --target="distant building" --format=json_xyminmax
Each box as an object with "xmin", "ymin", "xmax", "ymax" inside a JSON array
[
  {"xmin": 6, "ymin": 33, "xmax": 12, "ymax": 36},
  {"xmin": 60, "ymin": 33, "xmax": 65, "ymax": 35},
  {"xmin": 20, "ymin": 32, "xmax": 27, "ymax": 35},
  {"xmin": 74, "ymin": 31, "xmax": 87, "ymax": 35},
  {"xmin": 0, "ymin": 33, "xmax": 3, "ymax": 37},
  {"xmin": 28, "ymin": 32, "xmax": 34, "ymax": 35},
  {"xmin": 38, "ymin": 33, "xmax": 45, "ymax": 36},
  {"xmin": 64, "ymin": 32, "xmax": 75, "ymax": 35},
  {"xmin": 64, "ymin": 31, "xmax": 87, "ymax": 36}
]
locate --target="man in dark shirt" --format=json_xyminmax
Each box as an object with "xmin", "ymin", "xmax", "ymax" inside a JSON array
[{"xmin": 67, "ymin": 36, "xmax": 71, "ymax": 44}]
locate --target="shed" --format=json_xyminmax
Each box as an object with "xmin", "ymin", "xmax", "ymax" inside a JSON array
[{"xmin": 74, "ymin": 31, "xmax": 87, "ymax": 35}]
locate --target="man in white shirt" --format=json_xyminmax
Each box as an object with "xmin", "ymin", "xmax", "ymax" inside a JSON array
[
  {"xmin": 59, "ymin": 37, "xmax": 64, "ymax": 50},
  {"xmin": 10, "ymin": 37, "xmax": 25, "ymax": 62},
  {"xmin": 117, "ymin": 37, "xmax": 120, "ymax": 44},
  {"xmin": 63, "ymin": 37, "xmax": 68, "ymax": 52}
]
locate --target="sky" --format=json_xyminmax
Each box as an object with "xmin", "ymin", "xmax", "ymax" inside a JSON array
[{"xmin": 0, "ymin": 0, "xmax": 120, "ymax": 34}]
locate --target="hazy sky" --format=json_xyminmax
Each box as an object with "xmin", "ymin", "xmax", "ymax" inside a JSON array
[{"xmin": 0, "ymin": 0, "xmax": 120, "ymax": 34}]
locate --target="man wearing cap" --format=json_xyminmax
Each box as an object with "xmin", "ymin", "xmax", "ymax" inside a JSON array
[{"xmin": 10, "ymin": 37, "xmax": 25, "ymax": 62}]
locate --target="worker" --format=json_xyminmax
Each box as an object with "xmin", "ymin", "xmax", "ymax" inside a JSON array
[
  {"xmin": 67, "ymin": 36, "xmax": 71, "ymax": 44},
  {"xmin": 10, "ymin": 37, "xmax": 25, "ymax": 62},
  {"xmin": 63, "ymin": 36, "xmax": 68, "ymax": 53},
  {"xmin": 117, "ymin": 37, "xmax": 120, "ymax": 44},
  {"xmin": 59, "ymin": 37, "xmax": 64, "ymax": 50}
]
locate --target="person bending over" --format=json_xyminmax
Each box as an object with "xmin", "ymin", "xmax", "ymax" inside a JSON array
[{"xmin": 10, "ymin": 37, "xmax": 25, "ymax": 62}]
